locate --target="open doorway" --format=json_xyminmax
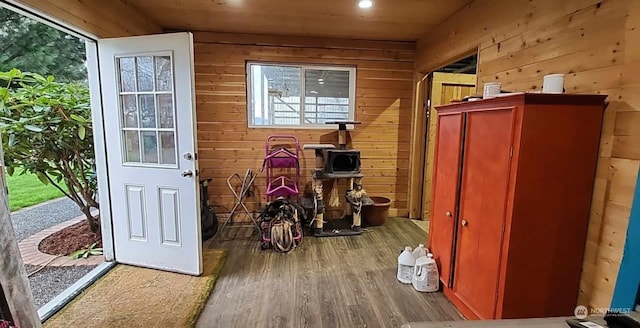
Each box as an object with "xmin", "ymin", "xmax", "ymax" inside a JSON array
[
  {"xmin": 0, "ymin": 5, "xmax": 104, "ymax": 312},
  {"xmin": 422, "ymin": 55, "xmax": 478, "ymax": 220},
  {"xmin": 408, "ymin": 53, "xmax": 478, "ymax": 224},
  {"xmin": 1, "ymin": 2, "xmax": 210, "ymax": 323}
]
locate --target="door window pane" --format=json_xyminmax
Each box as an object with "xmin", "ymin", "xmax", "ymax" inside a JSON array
[
  {"xmin": 117, "ymin": 54, "xmax": 178, "ymax": 166},
  {"xmin": 159, "ymin": 132, "xmax": 176, "ymax": 165},
  {"xmin": 139, "ymin": 95, "xmax": 156, "ymax": 128},
  {"xmin": 155, "ymin": 56, "xmax": 173, "ymax": 92},
  {"xmin": 157, "ymin": 94, "xmax": 174, "ymax": 128},
  {"xmin": 142, "ymin": 131, "xmax": 159, "ymax": 164},
  {"xmin": 121, "ymin": 95, "xmax": 138, "ymax": 128},
  {"xmin": 118, "ymin": 57, "xmax": 136, "ymax": 92},
  {"xmin": 136, "ymin": 56, "xmax": 154, "ymax": 92},
  {"xmin": 124, "ymin": 131, "xmax": 140, "ymax": 162}
]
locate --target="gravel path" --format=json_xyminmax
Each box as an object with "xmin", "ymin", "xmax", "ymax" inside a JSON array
[
  {"xmin": 11, "ymin": 198, "xmax": 95, "ymax": 309},
  {"xmin": 25, "ymin": 264, "xmax": 97, "ymax": 309},
  {"xmin": 10, "ymin": 197, "xmax": 82, "ymax": 242}
]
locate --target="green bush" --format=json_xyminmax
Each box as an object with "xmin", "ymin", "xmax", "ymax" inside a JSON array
[{"xmin": 0, "ymin": 69, "xmax": 99, "ymax": 232}]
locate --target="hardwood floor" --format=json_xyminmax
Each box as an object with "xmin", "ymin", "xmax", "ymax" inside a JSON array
[{"xmin": 197, "ymin": 218, "xmax": 463, "ymax": 328}]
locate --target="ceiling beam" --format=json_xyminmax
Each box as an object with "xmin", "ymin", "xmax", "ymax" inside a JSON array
[{"xmin": 4, "ymin": 0, "xmax": 162, "ymax": 38}]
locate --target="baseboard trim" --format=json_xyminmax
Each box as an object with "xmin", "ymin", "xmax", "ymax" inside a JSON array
[{"xmin": 389, "ymin": 208, "xmax": 409, "ymax": 217}]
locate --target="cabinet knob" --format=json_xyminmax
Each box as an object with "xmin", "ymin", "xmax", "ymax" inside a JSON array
[
  {"xmin": 445, "ymin": 211, "xmax": 453, "ymax": 217},
  {"xmin": 461, "ymin": 219, "xmax": 468, "ymax": 227}
]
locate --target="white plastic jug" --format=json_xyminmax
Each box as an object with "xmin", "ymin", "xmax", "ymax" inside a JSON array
[
  {"xmin": 397, "ymin": 246, "xmax": 415, "ymax": 284},
  {"xmin": 412, "ymin": 244, "xmax": 427, "ymax": 259},
  {"xmin": 412, "ymin": 254, "xmax": 439, "ymax": 292}
]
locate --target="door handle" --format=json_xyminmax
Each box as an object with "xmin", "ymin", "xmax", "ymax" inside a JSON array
[
  {"xmin": 461, "ymin": 219, "xmax": 468, "ymax": 227},
  {"xmin": 445, "ymin": 211, "xmax": 453, "ymax": 217},
  {"xmin": 181, "ymin": 169, "xmax": 193, "ymax": 178}
]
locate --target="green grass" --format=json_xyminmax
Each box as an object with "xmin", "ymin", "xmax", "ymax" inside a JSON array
[{"xmin": 6, "ymin": 171, "xmax": 68, "ymax": 211}]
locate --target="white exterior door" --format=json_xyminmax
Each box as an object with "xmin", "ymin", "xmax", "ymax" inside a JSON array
[{"xmin": 98, "ymin": 33, "xmax": 202, "ymax": 275}]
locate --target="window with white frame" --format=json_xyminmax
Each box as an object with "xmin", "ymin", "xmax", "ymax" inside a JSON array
[{"xmin": 247, "ymin": 63, "xmax": 356, "ymax": 128}]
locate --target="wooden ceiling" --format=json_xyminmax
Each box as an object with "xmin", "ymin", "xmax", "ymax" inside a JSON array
[{"xmin": 124, "ymin": 0, "xmax": 471, "ymax": 41}]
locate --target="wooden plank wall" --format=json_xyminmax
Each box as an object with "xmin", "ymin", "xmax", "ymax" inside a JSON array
[
  {"xmin": 13, "ymin": 0, "xmax": 161, "ymax": 37},
  {"xmin": 415, "ymin": 0, "xmax": 639, "ymax": 310},
  {"xmin": 193, "ymin": 32, "xmax": 415, "ymax": 218}
]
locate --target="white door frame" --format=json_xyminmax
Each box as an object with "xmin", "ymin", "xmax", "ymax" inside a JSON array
[
  {"xmin": 0, "ymin": 0, "xmax": 115, "ymax": 260},
  {"xmin": 86, "ymin": 42, "xmax": 115, "ymax": 261}
]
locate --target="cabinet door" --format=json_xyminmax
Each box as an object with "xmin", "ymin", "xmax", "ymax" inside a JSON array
[
  {"xmin": 453, "ymin": 108, "xmax": 515, "ymax": 319},
  {"xmin": 429, "ymin": 112, "xmax": 463, "ymax": 287}
]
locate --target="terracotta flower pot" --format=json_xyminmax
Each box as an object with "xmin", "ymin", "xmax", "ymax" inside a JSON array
[{"xmin": 363, "ymin": 196, "xmax": 391, "ymax": 226}]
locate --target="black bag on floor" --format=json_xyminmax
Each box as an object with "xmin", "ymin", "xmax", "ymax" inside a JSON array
[{"xmin": 258, "ymin": 198, "xmax": 305, "ymax": 253}]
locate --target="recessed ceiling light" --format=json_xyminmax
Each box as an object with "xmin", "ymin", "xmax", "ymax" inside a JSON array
[{"xmin": 358, "ymin": 0, "xmax": 372, "ymax": 8}]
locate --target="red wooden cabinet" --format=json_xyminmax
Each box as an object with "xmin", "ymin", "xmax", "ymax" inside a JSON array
[
  {"xmin": 429, "ymin": 113, "xmax": 463, "ymax": 289},
  {"xmin": 428, "ymin": 94, "xmax": 606, "ymax": 320}
]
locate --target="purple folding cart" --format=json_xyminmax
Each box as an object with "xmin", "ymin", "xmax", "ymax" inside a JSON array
[{"xmin": 263, "ymin": 135, "xmax": 300, "ymax": 200}]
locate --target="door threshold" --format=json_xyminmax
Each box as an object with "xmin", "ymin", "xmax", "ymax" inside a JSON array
[{"xmin": 38, "ymin": 261, "xmax": 116, "ymax": 323}]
